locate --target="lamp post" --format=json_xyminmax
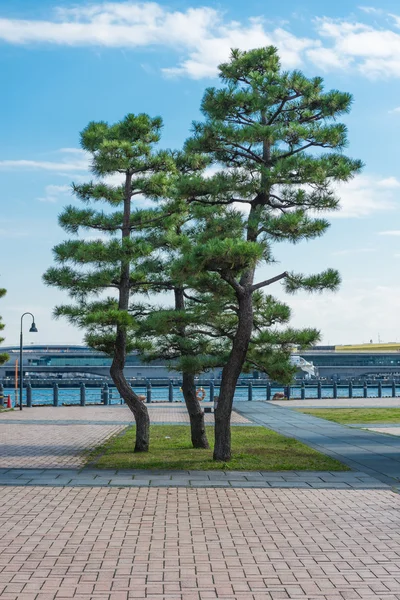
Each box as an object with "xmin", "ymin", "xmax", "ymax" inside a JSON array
[{"xmin": 19, "ymin": 313, "xmax": 38, "ymax": 410}]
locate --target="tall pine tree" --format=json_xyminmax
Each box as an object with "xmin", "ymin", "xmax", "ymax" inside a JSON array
[
  {"xmin": 44, "ymin": 114, "xmax": 176, "ymax": 452},
  {"xmin": 134, "ymin": 171, "xmax": 233, "ymax": 450},
  {"xmin": 180, "ymin": 47, "xmax": 363, "ymax": 461}
]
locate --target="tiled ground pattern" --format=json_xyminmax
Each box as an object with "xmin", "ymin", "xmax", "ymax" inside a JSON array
[
  {"xmin": 0, "ymin": 407, "xmax": 249, "ymax": 469},
  {"xmin": 0, "ymin": 405, "xmax": 249, "ymax": 424},
  {"xmin": 0, "ymin": 486, "xmax": 399, "ymax": 600},
  {"xmin": 0, "ymin": 469, "xmax": 386, "ymax": 489},
  {"xmin": 0, "ymin": 424, "xmax": 125, "ymax": 468}
]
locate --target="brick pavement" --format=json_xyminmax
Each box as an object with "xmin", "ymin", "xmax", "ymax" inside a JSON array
[
  {"xmin": 1, "ymin": 406, "xmax": 400, "ymax": 599},
  {"xmin": 0, "ymin": 485, "xmax": 399, "ymax": 600},
  {"xmin": 0, "ymin": 423, "xmax": 125, "ymax": 469},
  {"xmin": 0, "ymin": 405, "xmax": 250, "ymax": 424},
  {"xmin": 0, "ymin": 407, "xmax": 249, "ymax": 469}
]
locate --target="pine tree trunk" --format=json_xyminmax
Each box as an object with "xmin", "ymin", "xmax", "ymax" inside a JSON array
[
  {"xmin": 174, "ymin": 286, "xmax": 209, "ymax": 449},
  {"xmin": 182, "ymin": 372, "xmax": 209, "ymax": 449},
  {"xmin": 110, "ymin": 327, "xmax": 150, "ymax": 452},
  {"xmin": 213, "ymin": 199, "xmax": 261, "ymax": 462},
  {"xmin": 213, "ymin": 291, "xmax": 253, "ymax": 461},
  {"xmin": 214, "ymin": 410, "xmax": 231, "ymax": 462},
  {"xmin": 110, "ymin": 169, "xmax": 150, "ymax": 452}
]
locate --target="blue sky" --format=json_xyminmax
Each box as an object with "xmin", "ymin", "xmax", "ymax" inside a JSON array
[{"xmin": 1, "ymin": 0, "xmax": 400, "ymax": 347}]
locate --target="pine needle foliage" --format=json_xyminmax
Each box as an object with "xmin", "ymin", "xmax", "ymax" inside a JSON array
[
  {"xmin": 44, "ymin": 113, "xmax": 177, "ymax": 452},
  {"xmin": 180, "ymin": 46, "xmax": 363, "ymax": 461}
]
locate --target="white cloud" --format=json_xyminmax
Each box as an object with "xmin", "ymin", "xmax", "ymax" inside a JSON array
[
  {"xmin": 0, "ymin": 3, "xmax": 317, "ymax": 79},
  {"xmin": 285, "ymin": 282, "xmax": 400, "ymax": 345},
  {"xmin": 0, "ymin": 4, "xmax": 225, "ymax": 49},
  {"xmin": 389, "ymin": 106, "xmax": 400, "ymax": 114},
  {"xmin": 377, "ymin": 177, "xmax": 400, "ymax": 188},
  {"xmin": 313, "ymin": 15, "xmax": 400, "ymax": 78},
  {"xmin": 358, "ymin": 7, "xmax": 384, "ymax": 15},
  {"xmin": 331, "ymin": 174, "xmax": 400, "ymax": 218},
  {"xmin": 306, "ymin": 46, "xmax": 350, "ymax": 70},
  {"xmin": 0, "ymin": 159, "xmax": 87, "ymax": 171},
  {"xmin": 0, "ymin": 4, "xmax": 319, "ymax": 79},
  {"xmin": 378, "ymin": 230, "xmax": 400, "ymax": 236},
  {"xmin": 58, "ymin": 148, "xmax": 87, "ymax": 155},
  {"xmin": 1, "ymin": 3, "xmax": 400, "ymax": 79},
  {"xmin": 0, "ymin": 148, "xmax": 89, "ymax": 172},
  {"xmin": 163, "ymin": 24, "xmax": 315, "ymax": 79},
  {"xmin": 38, "ymin": 184, "xmax": 71, "ymax": 203},
  {"xmin": 389, "ymin": 13, "xmax": 400, "ymax": 28}
]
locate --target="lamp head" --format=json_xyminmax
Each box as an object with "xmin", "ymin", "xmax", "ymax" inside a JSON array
[{"xmin": 29, "ymin": 322, "xmax": 38, "ymax": 333}]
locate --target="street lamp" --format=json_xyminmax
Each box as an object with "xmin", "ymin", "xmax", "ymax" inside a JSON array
[{"xmin": 19, "ymin": 313, "xmax": 38, "ymax": 410}]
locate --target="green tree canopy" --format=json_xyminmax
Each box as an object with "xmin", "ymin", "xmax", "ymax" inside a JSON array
[
  {"xmin": 178, "ymin": 46, "xmax": 363, "ymax": 461},
  {"xmin": 44, "ymin": 113, "xmax": 177, "ymax": 452}
]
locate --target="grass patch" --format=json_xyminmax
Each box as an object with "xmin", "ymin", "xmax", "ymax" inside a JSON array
[
  {"xmin": 297, "ymin": 408, "xmax": 400, "ymax": 425},
  {"xmin": 87, "ymin": 425, "xmax": 348, "ymax": 471}
]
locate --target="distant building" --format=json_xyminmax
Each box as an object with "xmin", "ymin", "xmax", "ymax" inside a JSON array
[
  {"xmin": 1, "ymin": 343, "xmax": 400, "ymax": 381},
  {"xmin": 0, "ymin": 345, "xmax": 218, "ymax": 381},
  {"xmin": 295, "ymin": 343, "xmax": 400, "ymax": 379}
]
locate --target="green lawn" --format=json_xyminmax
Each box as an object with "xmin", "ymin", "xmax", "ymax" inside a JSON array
[
  {"xmin": 297, "ymin": 408, "xmax": 400, "ymax": 425},
  {"xmin": 88, "ymin": 425, "xmax": 348, "ymax": 471}
]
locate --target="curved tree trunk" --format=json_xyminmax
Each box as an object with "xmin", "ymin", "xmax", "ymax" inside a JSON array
[
  {"xmin": 110, "ymin": 169, "xmax": 150, "ymax": 453},
  {"xmin": 213, "ymin": 200, "xmax": 262, "ymax": 462},
  {"xmin": 213, "ymin": 291, "xmax": 253, "ymax": 461},
  {"xmin": 182, "ymin": 372, "xmax": 209, "ymax": 449},
  {"xmin": 174, "ymin": 286, "xmax": 209, "ymax": 449},
  {"xmin": 110, "ymin": 327, "xmax": 150, "ymax": 452}
]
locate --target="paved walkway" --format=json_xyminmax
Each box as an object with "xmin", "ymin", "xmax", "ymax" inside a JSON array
[
  {"xmin": 0, "ymin": 406, "xmax": 249, "ymax": 469},
  {"xmin": 270, "ymin": 398, "xmax": 400, "ymax": 408},
  {"xmin": 0, "ymin": 485, "xmax": 399, "ymax": 600},
  {"xmin": 0, "ymin": 468, "xmax": 386, "ymax": 489},
  {"xmin": 1, "ymin": 405, "xmax": 400, "ymax": 599},
  {"xmin": 235, "ymin": 402, "xmax": 400, "ymax": 485}
]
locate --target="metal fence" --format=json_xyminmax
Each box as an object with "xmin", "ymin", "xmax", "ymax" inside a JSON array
[{"xmin": 0, "ymin": 379, "xmax": 399, "ymax": 407}]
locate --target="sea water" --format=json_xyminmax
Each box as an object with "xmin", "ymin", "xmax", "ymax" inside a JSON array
[{"xmin": 3, "ymin": 384, "xmax": 397, "ymax": 406}]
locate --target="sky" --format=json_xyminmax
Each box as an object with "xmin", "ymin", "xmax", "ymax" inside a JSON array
[{"xmin": 1, "ymin": 0, "xmax": 400, "ymax": 347}]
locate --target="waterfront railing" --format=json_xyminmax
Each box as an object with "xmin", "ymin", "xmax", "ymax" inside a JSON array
[{"xmin": 0, "ymin": 379, "xmax": 399, "ymax": 407}]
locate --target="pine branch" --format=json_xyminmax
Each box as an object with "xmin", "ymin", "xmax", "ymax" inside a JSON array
[{"xmin": 251, "ymin": 272, "xmax": 288, "ymax": 292}]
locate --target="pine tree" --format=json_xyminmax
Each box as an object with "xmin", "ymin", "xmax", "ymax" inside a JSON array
[
  {"xmin": 135, "ymin": 169, "xmax": 233, "ymax": 450},
  {"xmin": 180, "ymin": 47, "xmax": 363, "ymax": 461},
  {"xmin": 0, "ymin": 286, "xmax": 9, "ymax": 365},
  {"xmin": 44, "ymin": 114, "xmax": 176, "ymax": 452},
  {"xmin": 139, "ymin": 200, "xmax": 309, "ymax": 448},
  {"xmin": 139, "ymin": 265, "xmax": 234, "ymax": 449}
]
